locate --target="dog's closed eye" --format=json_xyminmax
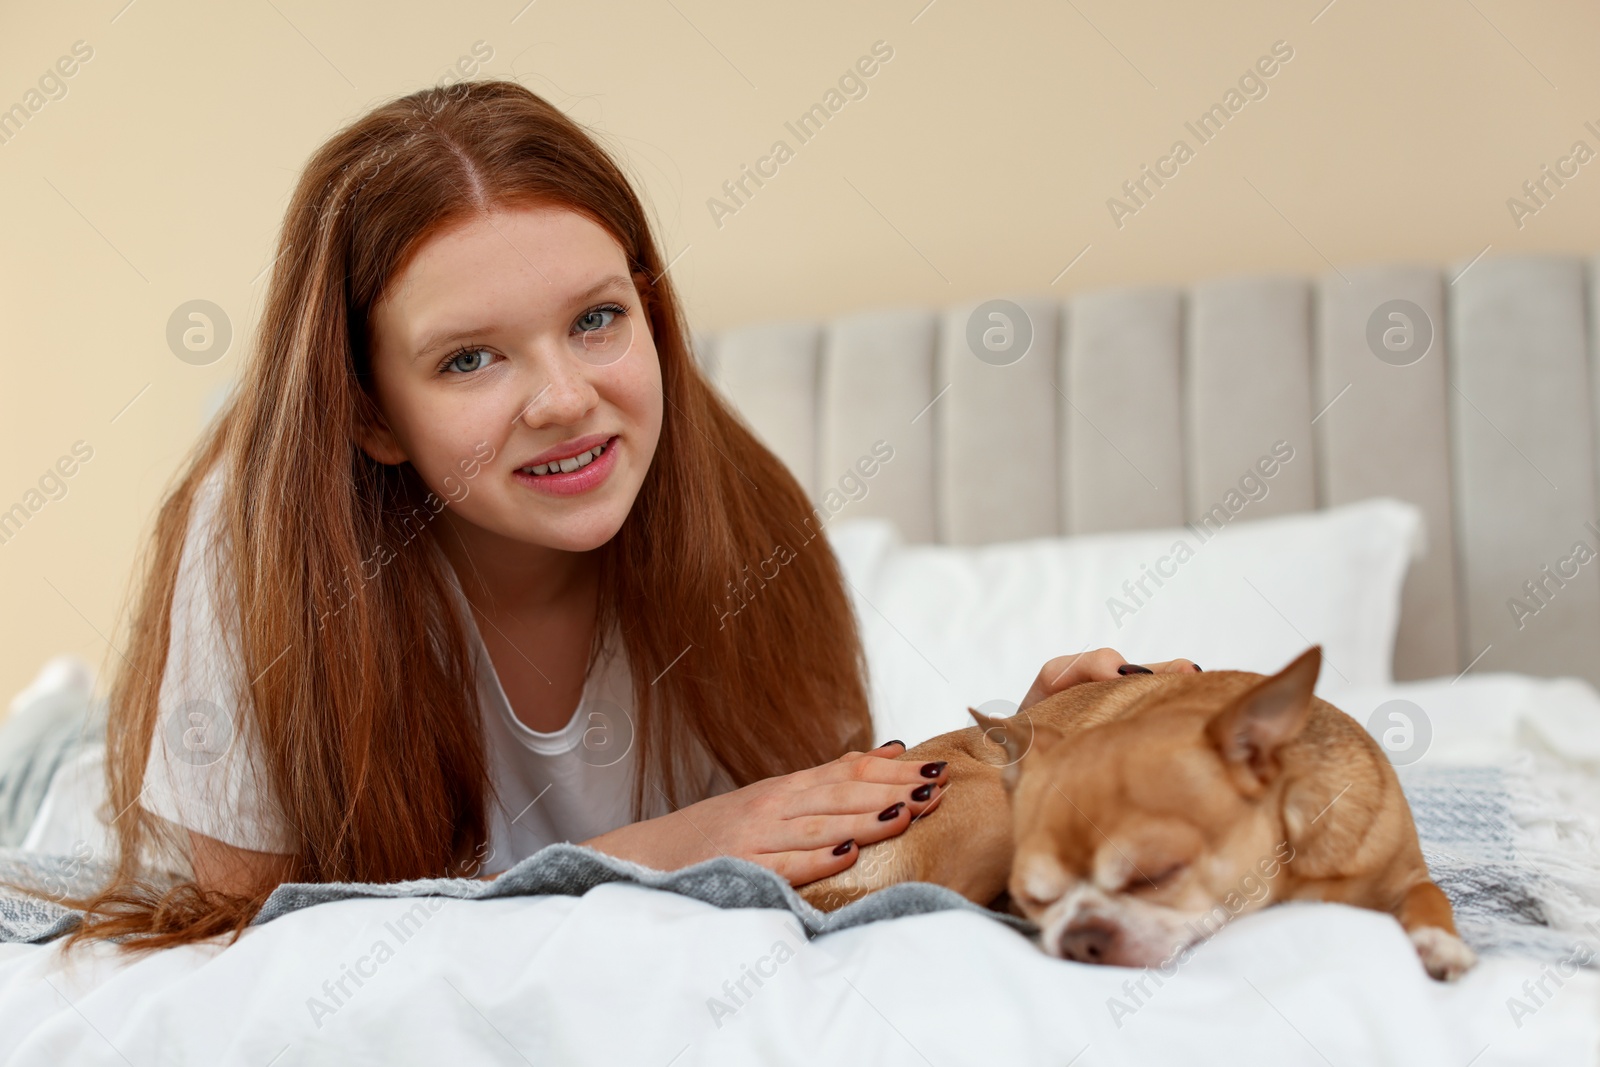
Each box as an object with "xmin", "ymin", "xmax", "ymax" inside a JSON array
[
  {"xmin": 1126, "ymin": 862, "xmax": 1186, "ymax": 893},
  {"xmin": 1011, "ymin": 888, "xmax": 1045, "ymax": 910},
  {"xmin": 1013, "ymin": 853, "xmax": 1072, "ymax": 908},
  {"xmin": 1011, "ymin": 882, "xmax": 1062, "ymax": 910}
]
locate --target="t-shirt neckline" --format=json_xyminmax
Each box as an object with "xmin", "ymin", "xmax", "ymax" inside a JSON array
[{"xmin": 430, "ymin": 536, "xmax": 607, "ymax": 757}]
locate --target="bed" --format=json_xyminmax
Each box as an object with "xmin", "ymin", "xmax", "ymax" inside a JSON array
[{"xmin": 3, "ymin": 254, "xmax": 1599, "ymax": 1064}]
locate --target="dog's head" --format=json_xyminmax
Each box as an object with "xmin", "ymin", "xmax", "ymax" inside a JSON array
[{"xmin": 971, "ymin": 647, "xmax": 1322, "ymax": 969}]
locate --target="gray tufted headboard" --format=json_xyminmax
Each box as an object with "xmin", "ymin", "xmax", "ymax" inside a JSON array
[{"xmin": 695, "ymin": 256, "xmax": 1600, "ymax": 688}]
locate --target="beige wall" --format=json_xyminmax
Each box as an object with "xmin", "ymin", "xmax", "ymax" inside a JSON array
[{"xmin": 2, "ymin": 0, "xmax": 1598, "ymax": 709}]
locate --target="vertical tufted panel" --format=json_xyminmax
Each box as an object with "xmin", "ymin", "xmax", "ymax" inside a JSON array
[
  {"xmin": 698, "ymin": 254, "xmax": 1600, "ymax": 687},
  {"xmin": 1062, "ymin": 287, "xmax": 1187, "ymax": 534},
  {"xmin": 1315, "ymin": 267, "xmax": 1460, "ymax": 680},
  {"xmin": 1451, "ymin": 257, "xmax": 1600, "ymax": 685},
  {"xmin": 819, "ymin": 308, "xmax": 939, "ymax": 542},
  {"xmin": 937, "ymin": 297, "xmax": 1062, "ymax": 544},
  {"xmin": 1186, "ymin": 276, "xmax": 1318, "ymax": 526},
  {"xmin": 709, "ymin": 321, "xmax": 821, "ymax": 499}
]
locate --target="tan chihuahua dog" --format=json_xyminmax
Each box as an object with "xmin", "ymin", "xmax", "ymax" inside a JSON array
[{"xmin": 800, "ymin": 646, "xmax": 1475, "ymax": 981}]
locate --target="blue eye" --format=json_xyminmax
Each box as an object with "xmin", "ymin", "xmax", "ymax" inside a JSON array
[
  {"xmin": 576, "ymin": 305, "xmax": 624, "ymax": 333},
  {"xmin": 440, "ymin": 347, "xmax": 493, "ymax": 374}
]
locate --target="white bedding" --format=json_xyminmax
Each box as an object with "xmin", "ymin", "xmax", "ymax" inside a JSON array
[
  {"xmin": 3, "ymin": 673, "xmax": 1599, "ymax": 1066},
  {"xmin": 0, "ymin": 881, "xmax": 1592, "ymax": 1065}
]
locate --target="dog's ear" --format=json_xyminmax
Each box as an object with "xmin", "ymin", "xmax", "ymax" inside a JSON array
[
  {"xmin": 1206, "ymin": 646, "xmax": 1321, "ymax": 794},
  {"xmin": 969, "ymin": 707, "xmax": 1060, "ymax": 791}
]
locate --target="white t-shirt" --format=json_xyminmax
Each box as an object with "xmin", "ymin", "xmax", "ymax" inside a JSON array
[{"xmin": 141, "ymin": 466, "xmax": 731, "ymax": 875}]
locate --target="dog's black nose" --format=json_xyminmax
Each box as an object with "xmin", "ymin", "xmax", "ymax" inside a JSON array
[{"xmin": 1059, "ymin": 920, "xmax": 1116, "ymax": 963}]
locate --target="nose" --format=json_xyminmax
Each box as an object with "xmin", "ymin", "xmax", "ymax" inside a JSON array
[
  {"xmin": 517, "ymin": 353, "xmax": 598, "ymax": 429},
  {"xmin": 1059, "ymin": 919, "xmax": 1117, "ymax": 963}
]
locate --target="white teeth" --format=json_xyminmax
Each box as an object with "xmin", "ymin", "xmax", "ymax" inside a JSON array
[{"xmin": 521, "ymin": 441, "xmax": 608, "ymax": 477}]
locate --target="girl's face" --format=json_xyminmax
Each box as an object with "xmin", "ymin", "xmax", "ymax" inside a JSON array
[{"xmin": 362, "ymin": 202, "xmax": 664, "ymax": 555}]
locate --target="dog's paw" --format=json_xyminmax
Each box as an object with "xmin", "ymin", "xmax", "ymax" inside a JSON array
[{"xmin": 1409, "ymin": 925, "xmax": 1477, "ymax": 981}]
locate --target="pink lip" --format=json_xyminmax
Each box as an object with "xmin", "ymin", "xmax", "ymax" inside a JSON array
[{"xmin": 512, "ymin": 435, "xmax": 619, "ymax": 497}]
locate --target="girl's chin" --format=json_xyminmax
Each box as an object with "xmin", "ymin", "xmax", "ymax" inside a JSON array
[
  {"xmin": 513, "ymin": 510, "xmax": 631, "ymax": 554},
  {"xmin": 444, "ymin": 480, "xmax": 638, "ymax": 554}
]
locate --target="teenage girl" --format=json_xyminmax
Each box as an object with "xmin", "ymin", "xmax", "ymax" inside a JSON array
[{"xmin": 68, "ymin": 80, "xmax": 1193, "ymax": 949}]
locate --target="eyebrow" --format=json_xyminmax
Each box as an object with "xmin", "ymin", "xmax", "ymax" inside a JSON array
[{"xmin": 410, "ymin": 273, "xmax": 635, "ymax": 361}]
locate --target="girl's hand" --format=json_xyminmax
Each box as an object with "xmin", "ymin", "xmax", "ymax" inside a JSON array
[
  {"xmin": 1017, "ymin": 647, "xmax": 1200, "ymax": 712},
  {"xmin": 582, "ymin": 741, "xmax": 949, "ymax": 888}
]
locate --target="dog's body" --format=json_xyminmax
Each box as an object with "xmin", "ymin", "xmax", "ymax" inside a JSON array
[{"xmin": 799, "ymin": 648, "xmax": 1475, "ymax": 980}]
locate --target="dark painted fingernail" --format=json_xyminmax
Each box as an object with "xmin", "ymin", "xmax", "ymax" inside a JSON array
[
  {"xmin": 832, "ymin": 839, "xmax": 854, "ymax": 856},
  {"xmin": 1117, "ymin": 664, "xmax": 1154, "ymax": 675},
  {"xmin": 878, "ymin": 802, "xmax": 905, "ymax": 821},
  {"xmin": 920, "ymin": 761, "xmax": 947, "ymax": 778},
  {"xmin": 1193, "ymin": 663, "xmax": 1203, "ymax": 672},
  {"xmin": 911, "ymin": 783, "xmax": 934, "ymax": 801},
  {"xmin": 880, "ymin": 739, "xmax": 905, "ymax": 750}
]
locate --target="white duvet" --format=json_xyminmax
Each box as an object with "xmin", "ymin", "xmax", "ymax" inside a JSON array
[{"xmin": 3, "ymin": 672, "xmax": 1599, "ymax": 1066}]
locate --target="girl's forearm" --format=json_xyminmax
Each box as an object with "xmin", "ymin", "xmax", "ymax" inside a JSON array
[
  {"xmin": 577, "ymin": 813, "xmax": 704, "ymax": 871},
  {"xmin": 469, "ymin": 815, "xmax": 704, "ymax": 882}
]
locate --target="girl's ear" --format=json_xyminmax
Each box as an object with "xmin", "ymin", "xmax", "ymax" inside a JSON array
[{"xmin": 352, "ymin": 403, "xmax": 408, "ymax": 466}]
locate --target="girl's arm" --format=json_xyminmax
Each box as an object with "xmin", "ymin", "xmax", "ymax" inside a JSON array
[
  {"xmin": 188, "ymin": 830, "xmax": 297, "ymax": 897},
  {"xmin": 572, "ymin": 740, "xmax": 952, "ymax": 886},
  {"xmin": 189, "ymin": 736, "xmax": 952, "ymax": 891}
]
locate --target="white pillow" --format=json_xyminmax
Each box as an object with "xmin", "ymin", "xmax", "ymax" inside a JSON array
[{"xmin": 827, "ymin": 498, "xmax": 1423, "ymax": 747}]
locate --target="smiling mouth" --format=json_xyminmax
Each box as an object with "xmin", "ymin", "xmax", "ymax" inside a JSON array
[{"xmin": 517, "ymin": 438, "xmax": 611, "ymax": 476}]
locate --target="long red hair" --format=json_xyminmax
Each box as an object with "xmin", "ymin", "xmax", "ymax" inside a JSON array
[{"xmin": 59, "ymin": 79, "xmax": 871, "ymax": 950}]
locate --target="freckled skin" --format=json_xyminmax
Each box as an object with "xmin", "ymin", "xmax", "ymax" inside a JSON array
[{"xmin": 799, "ymin": 655, "xmax": 1473, "ymax": 980}]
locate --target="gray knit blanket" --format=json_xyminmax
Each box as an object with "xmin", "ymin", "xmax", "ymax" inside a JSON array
[{"xmin": 2, "ymin": 760, "xmax": 1596, "ymax": 967}]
